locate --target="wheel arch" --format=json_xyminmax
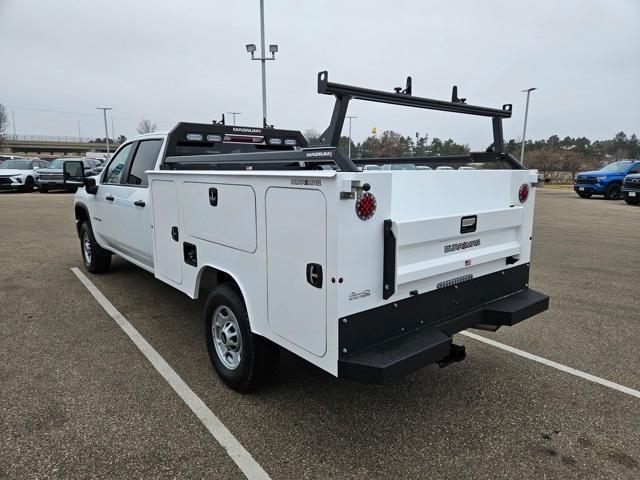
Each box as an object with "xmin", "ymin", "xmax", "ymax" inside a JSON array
[
  {"xmin": 196, "ymin": 265, "xmax": 245, "ymax": 299},
  {"xmin": 74, "ymin": 202, "xmax": 90, "ymax": 238},
  {"xmin": 196, "ymin": 265, "xmax": 255, "ymax": 329}
]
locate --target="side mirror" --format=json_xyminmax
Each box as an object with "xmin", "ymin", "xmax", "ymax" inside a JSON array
[
  {"xmin": 63, "ymin": 160, "xmax": 85, "ymax": 186},
  {"xmin": 85, "ymin": 177, "xmax": 98, "ymax": 195}
]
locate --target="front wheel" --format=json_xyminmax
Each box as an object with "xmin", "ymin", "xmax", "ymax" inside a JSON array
[
  {"xmin": 39, "ymin": 186, "xmax": 49, "ymax": 193},
  {"xmin": 624, "ymin": 197, "xmax": 640, "ymax": 205},
  {"xmin": 604, "ymin": 183, "xmax": 622, "ymax": 200},
  {"xmin": 79, "ymin": 221, "xmax": 111, "ymax": 273},
  {"xmin": 21, "ymin": 177, "xmax": 35, "ymax": 193},
  {"xmin": 205, "ymin": 283, "xmax": 279, "ymax": 392}
]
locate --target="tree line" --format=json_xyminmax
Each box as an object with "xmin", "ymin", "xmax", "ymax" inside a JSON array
[
  {"xmin": 304, "ymin": 129, "xmax": 470, "ymax": 158},
  {"xmin": 304, "ymin": 128, "xmax": 639, "ymax": 163}
]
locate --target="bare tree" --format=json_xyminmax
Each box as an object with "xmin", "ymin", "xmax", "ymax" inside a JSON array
[
  {"xmin": 0, "ymin": 104, "xmax": 8, "ymax": 142},
  {"xmin": 303, "ymin": 129, "xmax": 321, "ymax": 146},
  {"xmin": 136, "ymin": 118, "xmax": 157, "ymax": 134}
]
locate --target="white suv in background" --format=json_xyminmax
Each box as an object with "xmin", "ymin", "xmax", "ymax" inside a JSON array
[{"xmin": 0, "ymin": 158, "xmax": 48, "ymax": 192}]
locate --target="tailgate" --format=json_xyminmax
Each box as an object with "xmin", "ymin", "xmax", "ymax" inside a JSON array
[{"xmin": 383, "ymin": 170, "xmax": 536, "ymax": 298}]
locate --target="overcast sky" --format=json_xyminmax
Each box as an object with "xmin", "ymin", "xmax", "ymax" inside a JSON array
[{"xmin": 1, "ymin": 0, "xmax": 638, "ymax": 148}]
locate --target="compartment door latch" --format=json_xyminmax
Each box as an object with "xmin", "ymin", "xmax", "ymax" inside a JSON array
[{"xmin": 306, "ymin": 263, "xmax": 323, "ymax": 288}]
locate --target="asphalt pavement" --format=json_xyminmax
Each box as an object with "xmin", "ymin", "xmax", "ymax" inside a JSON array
[{"xmin": 1, "ymin": 188, "xmax": 638, "ymax": 479}]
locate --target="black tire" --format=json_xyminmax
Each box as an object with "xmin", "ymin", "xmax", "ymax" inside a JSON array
[
  {"xmin": 205, "ymin": 283, "xmax": 279, "ymax": 392},
  {"xmin": 624, "ymin": 197, "xmax": 639, "ymax": 205},
  {"xmin": 79, "ymin": 221, "xmax": 111, "ymax": 274},
  {"xmin": 21, "ymin": 176, "xmax": 35, "ymax": 193},
  {"xmin": 604, "ymin": 183, "xmax": 622, "ymax": 200},
  {"xmin": 39, "ymin": 186, "xmax": 49, "ymax": 193},
  {"xmin": 577, "ymin": 192, "xmax": 592, "ymax": 198}
]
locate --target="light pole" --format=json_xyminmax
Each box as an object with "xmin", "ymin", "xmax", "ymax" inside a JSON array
[
  {"xmin": 226, "ymin": 112, "xmax": 242, "ymax": 125},
  {"xmin": 111, "ymin": 117, "xmax": 115, "ymax": 142},
  {"xmin": 520, "ymin": 87, "xmax": 537, "ymax": 165},
  {"xmin": 346, "ymin": 116, "xmax": 357, "ymax": 157},
  {"xmin": 11, "ymin": 109, "xmax": 16, "ymax": 137},
  {"xmin": 246, "ymin": 0, "xmax": 278, "ymax": 128},
  {"xmin": 96, "ymin": 107, "xmax": 112, "ymax": 156}
]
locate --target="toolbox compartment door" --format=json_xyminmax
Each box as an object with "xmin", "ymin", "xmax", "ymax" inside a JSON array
[
  {"xmin": 182, "ymin": 182, "xmax": 257, "ymax": 253},
  {"xmin": 266, "ymin": 187, "xmax": 327, "ymax": 356},
  {"xmin": 151, "ymin": 179, "xmax": 182, "ymax": 284}
]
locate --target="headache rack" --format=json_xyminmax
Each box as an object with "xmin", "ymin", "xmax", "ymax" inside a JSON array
[{"xmin": 162, "ymin": 71, "xmax": 523, "ymax": 171}]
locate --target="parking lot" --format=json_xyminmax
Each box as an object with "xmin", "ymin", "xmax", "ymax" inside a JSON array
[{"xmin": 1, "ymin": 188, "xmax": 638, "ymax": 479}]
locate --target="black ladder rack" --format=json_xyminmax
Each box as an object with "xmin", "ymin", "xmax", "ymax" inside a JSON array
[{"xmin": 316, "ymin": 71, "xmax": 520, "ymax": 168}]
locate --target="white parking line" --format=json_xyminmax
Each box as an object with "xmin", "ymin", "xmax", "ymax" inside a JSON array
[
  {"xmin": 460, "ymin": 330, "xmax": 640, "ymax": 399},
  {"xmin": 71, "ymin": 267, "xmax": 272, "ymax": 480}
]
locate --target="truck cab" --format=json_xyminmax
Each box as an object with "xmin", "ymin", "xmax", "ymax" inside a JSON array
[
  {"xmin": 574, "ymin": 160, "xmax": 640, "ymax": 200},
  {"xmin": 73, "ymin": 133, "xmax": 167, "ymax": 270}
]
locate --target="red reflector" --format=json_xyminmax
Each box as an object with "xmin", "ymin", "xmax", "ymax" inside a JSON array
[
  {"xmin": 356, "ymin": 192, "xmax": 376, "ymax": 220},
  {"xmin": 519, "ymin": 184, "xmax": 529, "ymax": 203}
]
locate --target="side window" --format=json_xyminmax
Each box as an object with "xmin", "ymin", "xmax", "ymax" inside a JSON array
[
  {"xmin": 126, "ymin": 139, "xmax": 163, "ymax": 187},
  {"xmin": 629, "ymin": 164, "xmax": 640, "ymax": 175},
  {"xmin": 103, "ymin": 143, "xmax": 134, "ymax": 184}
]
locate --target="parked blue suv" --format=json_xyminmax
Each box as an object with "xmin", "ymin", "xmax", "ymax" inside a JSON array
[{"xmin": 574, "ymin": 160, "xmax": 640, "ymax": 200}]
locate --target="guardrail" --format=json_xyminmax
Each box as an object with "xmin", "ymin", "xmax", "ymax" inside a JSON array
[{"xmin": 3, "ymin": 134, "xmax": 117, "ymax": 144}]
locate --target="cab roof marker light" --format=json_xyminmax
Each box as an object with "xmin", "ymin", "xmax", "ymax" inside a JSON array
[
  {"xmin": 269, "ymin": 138, "xmax": 283, "ymax": 145},
  {"xmin": 186, "ymin": 133, "xmax": 203, "ymax": 141},
  {"xmin": 284, "ymin": 139, "xmax": 297, "ymax": 146},
  {"xmin": 206, "ymin": 134, "xmax": 222, "ymax": 142},
  {"xmin": 223, "ymin": 135, "xmax": 265, "ymax": 143}
]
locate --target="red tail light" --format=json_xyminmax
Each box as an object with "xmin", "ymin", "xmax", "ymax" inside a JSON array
[
  {"xmin": 519, "ymin": 184, "xmax": 529, "ymax": 203},
  {"xmin": 356, "ymin": 192, "xmax": 376, "ymax": 220}
]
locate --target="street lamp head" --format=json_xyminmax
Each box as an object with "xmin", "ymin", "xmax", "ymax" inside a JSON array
[
  {"xmin": 269, "ymin": 44, "xmax": 278, "ymax": 53},
  {"xmin": 245, "ymin": 44, "xmax": 256, "ymax": 53},
  {"xmin": 522, "ymin": 87, "xmax": 537, "ymax": 93}
]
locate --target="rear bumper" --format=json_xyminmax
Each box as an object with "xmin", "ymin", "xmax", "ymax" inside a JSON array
[{"xmin": 338, "ymin": 264, "xmax": 549, "ymax": 384}]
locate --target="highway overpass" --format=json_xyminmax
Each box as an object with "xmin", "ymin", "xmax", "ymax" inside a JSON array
[{"xmin": 0, "ymin": 135, "xmax": 122, "ymax": 157}]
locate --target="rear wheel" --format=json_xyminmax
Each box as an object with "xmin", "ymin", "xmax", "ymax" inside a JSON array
[
  {"xmin": 604, "ymin": 183, "xmax": 622, "ymax": 200},
  {"xmin": 577, "ymin": 192, "xmax": 591, "ymax": 198},
  {"xmin": 79, "ymin": 221, "xmax": 111, "ymax": 273},
  {"xmin": 205, "ymin": 283, "xmax": 279, "ymax": 392}
]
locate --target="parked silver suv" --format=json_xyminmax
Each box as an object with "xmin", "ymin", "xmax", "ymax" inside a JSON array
[{"xmin": 37, "ymin": 158, "xmax": 102, "ymax": 193}]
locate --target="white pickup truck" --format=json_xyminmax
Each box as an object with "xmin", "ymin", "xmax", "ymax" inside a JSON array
[{"xmin": 65, "ymin": 72, "xmax": 549, "ymax": 392}]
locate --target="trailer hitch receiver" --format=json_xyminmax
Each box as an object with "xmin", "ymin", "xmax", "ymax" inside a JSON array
[{"xmin": 438, "ymin": 343, "xmax": 466, "ymax": 367}]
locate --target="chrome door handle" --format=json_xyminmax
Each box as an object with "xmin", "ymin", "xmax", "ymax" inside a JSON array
[
  {"xmin": 105, "ymin": 195, "xmax": 114, "ymax": 201},
  {"xmin": 134, "ymin": 200, "xmax": 146, "ymax": 207}
]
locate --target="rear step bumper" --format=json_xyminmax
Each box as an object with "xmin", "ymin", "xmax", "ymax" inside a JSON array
[{"xmin": 338, "ymin": 287, "xmax": 549, "ymax": 385}]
